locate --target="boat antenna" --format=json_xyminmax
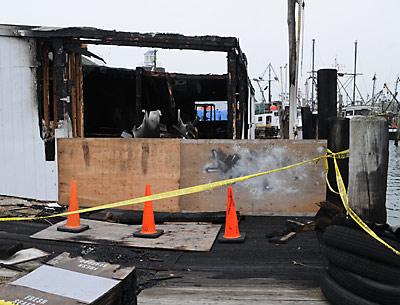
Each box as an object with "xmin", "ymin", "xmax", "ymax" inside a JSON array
[
  {"xmin": 311, "ymin": 39, "xmax": 316, "ymax": 111},
  {"xmin": 352, "ymin": 40, "xmax": 358, "ymax": 105}
]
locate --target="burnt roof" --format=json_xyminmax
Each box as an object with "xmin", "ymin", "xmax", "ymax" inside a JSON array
[{"xmin": 0, "ymin": 24, "xmax": 241, "ymax": 52}]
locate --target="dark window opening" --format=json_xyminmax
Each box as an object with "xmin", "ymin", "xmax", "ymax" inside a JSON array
[{"xmin": 83, "ymin": 65, "xmax": 228, "ymax": 139}]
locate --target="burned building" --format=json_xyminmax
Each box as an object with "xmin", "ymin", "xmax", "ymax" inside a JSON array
[{"xmin": 0, "ymin": 24, "xmax": 254, "ymax": 201}]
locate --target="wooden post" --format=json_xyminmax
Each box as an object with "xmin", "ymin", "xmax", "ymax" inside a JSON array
[
  {"xmin": 227, "ymin": 50, "xmax": 237, "ymax": 139},
  {"xmin": 288, "ymin": 0, "xmax": 297, "ymax": 139},
  {"xmin": 237, "ymin": 62, "xmax": 248, "ymax": 139},
  {"xmin": 317, "ymin": 69, "xmax": 337, "ymax": 139},
  {"xmin": 301, "ymin": 106, "xmax": 315, "ymax": 139},
  {"xmin": 326, "ymin": 117, "xmax": 349, "ymax": 206},
  {"xmin": 75, "ymin": 54, "xmax": 84, "ymax": 137},
  {"xmin": 136, "ymin": 67, "xmax": 143, "ymax": 126},
  {"xmin": 52, "ymin": 41, "xmax": 68, "ymax": 127},
  {"xmin": 348, "ymin": 117, "xmax": 389, "ymax": 224},
  {"xmin": 68, "ymin": 52, "xmax": 77, "ymax": 137},
  {"xmin": 395, "ymin": 115, "xmax": 400, "ymax": 146},
  {"xmin": 42, "ymin": 45, "xmax": 50, "ymax": 137}
]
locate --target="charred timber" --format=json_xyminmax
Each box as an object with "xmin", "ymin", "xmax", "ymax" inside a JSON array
[
  {"xmin": 86, "ymin": 210, "xmax": 242, "ymax": 225},
  {"xmin": 19, "ymin": 27, "xmax": 241, "ymax": 52}
]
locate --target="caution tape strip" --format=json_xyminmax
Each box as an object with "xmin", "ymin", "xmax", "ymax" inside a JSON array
[
  {"xmin": 0, "ymin": 151, "xmax": 348, "ymax": 222},
  {"xmin": 330, "ymin": 149, "xmax": 400, "ymax": 257},
  {"xmin": 0, "ymin": 148, "xmax": 398, "ymax": 257},
  {"xmin": 0, "ymin": 301, "xmax": 16, "ymax": 305}
]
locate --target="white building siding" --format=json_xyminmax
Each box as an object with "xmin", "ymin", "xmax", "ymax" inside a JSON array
[{"xmin": 0, "ymin": 36, "xmax": 57, "ymax": 201}]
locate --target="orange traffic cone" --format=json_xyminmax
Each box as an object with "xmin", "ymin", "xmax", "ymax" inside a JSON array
[
  {"xmin": 218, "ymin": 186, "xmax": 245, "ymax": 243},
  {"xmin": 57, "ymin": 179, "xmax": 89, "ymax": 233},
  {"xmin": 133, "ymin": 184, "xmax": 164, "ymax": 238}
]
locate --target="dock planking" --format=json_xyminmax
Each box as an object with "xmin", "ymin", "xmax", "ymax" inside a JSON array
[{"xmin": 0, "ymin": 216, "xmax": 327, "ymax": 304}]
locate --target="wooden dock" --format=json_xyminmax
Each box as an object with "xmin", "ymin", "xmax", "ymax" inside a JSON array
[
  {"xmin": 0, "ymin": 216, "xmax": 328, "ymax": 304},
  {"xmin": 138, "ymin": 216, "xmax": 327, "ymax": 304}
]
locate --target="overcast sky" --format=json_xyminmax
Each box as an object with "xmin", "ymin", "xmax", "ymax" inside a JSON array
[{"xmin": 2, "ymin": 0, "xmax": 399, "ymax": 101}]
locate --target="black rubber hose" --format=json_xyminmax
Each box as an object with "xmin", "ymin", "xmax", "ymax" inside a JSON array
[
  {"xmin": 320, "ymin": 272, "xmax": 379, "ymax": 305},
  {"xmin": 328, "ymin": 263, "xmax": 400, "ymax": 305},
  {"xmin": 323, "ymin": 225, "xmax": 400, "ymax": 268},
  {"xmin": 321, "ymin": 245, "xmax": 400, "ymax": 285}
]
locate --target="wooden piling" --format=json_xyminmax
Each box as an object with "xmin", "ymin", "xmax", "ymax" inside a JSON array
[
  {"xmin": 301, "ymin": 106, "xmax": 315, "ymax": 139},
  {"xmin": 317, "ymin": 69, "xmax": 337, "ymax": 139},
  {"xmin": 326, "ymin": 117, "xmax": 349, "ymax": 206},
  {"xmin": 287, "ymin": 0, "xmax": 297, "ymax": 139},
  {"xmin": 395, "ymin": 115, "xmax": 400, "ymax": 146},
  {"xmin": 348, "ymin": 116, "xmax": 389, "ymax": 224}
]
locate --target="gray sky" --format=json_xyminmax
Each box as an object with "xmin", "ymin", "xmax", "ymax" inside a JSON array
[{"xmin": 2, "ymin": 0, "xmax": 399, "ymax": 101}]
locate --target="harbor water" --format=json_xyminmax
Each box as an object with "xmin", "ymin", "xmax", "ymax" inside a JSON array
[{"xmin": 387, "ymin": 141, "xmax": 400, "ymax": 226}]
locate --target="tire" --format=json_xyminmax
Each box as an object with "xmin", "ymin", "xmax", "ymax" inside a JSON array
[
  {"xmin": 328, "ymin": 263, "xmax": 400, "ymax": 305},
  {"xmin": 323, "ymin": 225, "xmax": 400, "ymax": 268},
  {"xmin": 321, "ymin": 245, "xmax": 400, "ymax": 285},
  {"xmin": 320, "ymin": 272, "xmax": 379, "ymax": 305}
]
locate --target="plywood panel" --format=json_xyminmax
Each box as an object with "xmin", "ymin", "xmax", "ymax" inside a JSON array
[
  {"xmin": 179, "ymin": 140, "xmax": 326, "ymax": 214},
  {"xmin": 58, "ymin": 138, "xmax": 180, "ymax": 212},
  {"xmin": 31, "ymin": 219, "xmax": 221, "ymax": 252}
]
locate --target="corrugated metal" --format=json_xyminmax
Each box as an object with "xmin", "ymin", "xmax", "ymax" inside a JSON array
[{"xmin": 0, "ymin": 36, "xmax": 57, "ymax": 201}]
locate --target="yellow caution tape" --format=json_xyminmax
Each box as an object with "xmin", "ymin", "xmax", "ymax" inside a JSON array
[
  {"xmin": 330, "ymin": 149, "xmax": 400, "ymax": 257},
  {"xmin": 0, "ymin": 152, "xmax": 340, "ymax": 222},
  {"xmin": 0, "ymin": 301, "xmax": 15, "ymax": 305},
  {"xmin": 324, "ymin": 150, "xmax": 349, "ymax": 195},
  {"xmin": 0, "ymin": 147, "xmax": 398, "ymax": 257}
]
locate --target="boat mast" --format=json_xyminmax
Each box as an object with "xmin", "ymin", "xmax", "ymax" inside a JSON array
[
  {"xmin": 352, "ymin": 40, "xmax": 358, "ymax": 105},
  {"xmin": 371, "ymin": 73, "xmax": 377, "ymax": 108},
  {"xmin": 268, "ymin": 63, "xmax": 272, "ymax": 105},
  {"xmin": 280, "ymin": 65, "xmax": 285, "ymax": 105},
  {"xmin": 311, "ymin": 39, "xmax": 316, "ymax": 111}
]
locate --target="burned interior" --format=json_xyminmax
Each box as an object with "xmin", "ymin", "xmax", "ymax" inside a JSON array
[{"xmin": 17, "ymin": 26, "xmax": 252, "ymax": 160}]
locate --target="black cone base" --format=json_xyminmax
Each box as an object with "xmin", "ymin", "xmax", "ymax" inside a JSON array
[
  {"xmin": 218, "ymin": 232, "xmax": 246, "ymax": 243},
  {"xmin": 133, "ymin": 229, "xmax": 164, "ymax": 238},
  {"xmin": 57, "ymin": 224, "xmax": 90, "ymax": 233}
]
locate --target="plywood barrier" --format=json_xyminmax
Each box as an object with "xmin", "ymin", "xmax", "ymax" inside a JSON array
[
  {"xmin": 58, "ymin": 139, "xmax": 326, "ymax": 215},
  {"xmin": 179, "ymin": 140, "xmax": 326, "ymax": 214},
  {"xmin": 58, "ymin": 138, "xmax": 181, "ymax": 212}
]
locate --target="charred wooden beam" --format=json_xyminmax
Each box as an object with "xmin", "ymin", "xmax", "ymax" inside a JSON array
[
  {"xmin": 227, "ymin": 50, "xmax": 237, "ymax": 139},
  {"xmin": 165, "ymin": 73, "xmax": 176, "ymax": 121},
  {"xmin": 142, "ymin": 70, "xmax": 228, "ymax": 80},
  {"xmin": 23, "ymin": 28, "xmax": 239, "ymax": 52},
  {"xmin": 68, "ymin": 52, "xmax": 77, "ymax": 137},
  {"xmin": 238, "ymin": 63, "xmax": 249, "ymax": 139},
  {"xmin": 135, "ymin": 67, "xmax": 144, "ymax": 126},
  {"xmin": 42, "ymin": 45, "xmax": 50, "ymax": 137},
  {"xmin": 75, "ymin": 54, "xmax": 84, "ymax": 137},
  {"xmin": 52, "ymin": 40, "xmax": 68, "ymax": 124}
]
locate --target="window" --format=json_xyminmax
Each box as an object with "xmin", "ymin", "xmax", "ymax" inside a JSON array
[
  {"xmin": 258, "ymin": 117, "xmax": 263, "ymax": 122},
  {"xmin": 355, "ymin": 109, "xmax": 370, "ymax": 116}
]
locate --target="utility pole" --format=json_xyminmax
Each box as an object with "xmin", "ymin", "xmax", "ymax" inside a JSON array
[
  {"xmin": 288, "ymin": 0, "xmax": 297, "ymax": 139},
  {"xmin": 296, "ymin": 0, "xmax": 304, "ymax": 94},
  {"xmin": 352, "ymin": 40, "xmax": 358, "ymax": 105},
  {"xmin": 311, "ymin": 39, "xmax": 316, "ymax": 111}
]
